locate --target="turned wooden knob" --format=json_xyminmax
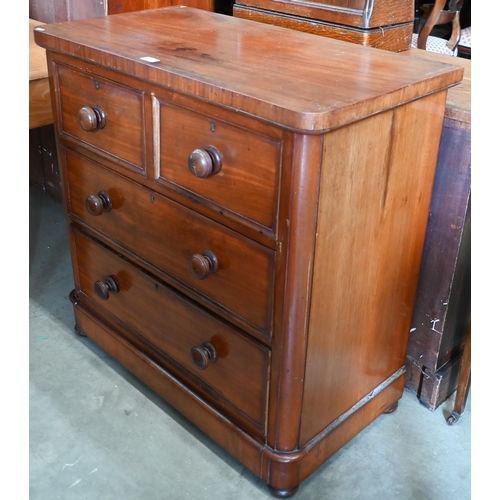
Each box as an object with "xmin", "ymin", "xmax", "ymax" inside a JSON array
[
  {"xmin": 190, "ymin": 342, "xmax": 218, "ymax": 370},
  {"xmin": 190, "ymin": 250, "xmax": 219, "ymax": 280},
  {"xmin": 85, "ymin": 191, "xmax": 112, "ymax": 216},
  {"xmin": 79, "ymin": 105, "xmax": 106, "ymax": 131},
  {"xmin": 188, "ymin": 146, "xmax": 222, "ymax": 178},
  {"xmin": 94, "ymin": 276, "xmax": 119, "ymax": 300}
]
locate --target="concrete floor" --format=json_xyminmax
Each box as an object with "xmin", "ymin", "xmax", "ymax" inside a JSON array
[{"xmin": 29, "ymin": 187, "xmax": 471, "ymax": 500}]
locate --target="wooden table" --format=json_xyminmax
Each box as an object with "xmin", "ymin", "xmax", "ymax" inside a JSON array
[
  {"xmin": 30, "ymin": 18, "xmax": 53, "ymax": 129},
  {"xmin": 401, "ymin": 48, "xmax": 471, "ymax": 411}
]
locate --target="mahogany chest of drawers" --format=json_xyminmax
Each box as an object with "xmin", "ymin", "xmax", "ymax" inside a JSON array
[
  {"xmin": 233, "ymin": 0, "xmax": 415, "ymax": 52},
  {"xmin": 35, "ymin": 7, "xmax": 462, "ymax": 496}
]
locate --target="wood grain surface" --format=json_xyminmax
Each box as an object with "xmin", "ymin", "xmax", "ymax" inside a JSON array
[
  {"xmin": 107, "ymin": 0, "xmax": 214, "ymax": 13},
  {"xmin": 300, "ymin": 89, "xmax": 448, "ymax": 445},
  {"xmin": 233, "ymin": 6, "xmax": 414, "ymax": 52},
  {"xmin": 234, "ymin": 0, "xmax": 414, "ymax": 28},
  {"xmin": 42, "ymin": 7, "xmax": 462, "ymax": 495},
  {"xmin": 72, "ymin": 228, "xmax": 270, "ymax": 432},
  {"xmin": 402, "ymin": 48, "xmax": 470, "ymax": 124},
  {"xmin": 65, "ymin": 150, "xmax": 276, "ymax": 337},
  {"xmin": 34, "ymin": 7, "xmax": 463, "ymax": 132}
]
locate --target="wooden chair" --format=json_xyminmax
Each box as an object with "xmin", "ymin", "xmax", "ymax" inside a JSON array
[{"xmin": 412, "ymin": 0, "xmax": 465, "ymax": 56}]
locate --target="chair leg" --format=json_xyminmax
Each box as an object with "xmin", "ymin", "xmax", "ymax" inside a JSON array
[
  {"xmin": 446, "ymin": 313, "xmax": 471, "ymax": 425},
  {"xmin": 418, "ymin": 0, "xmax": 448, "ymax": 50}
]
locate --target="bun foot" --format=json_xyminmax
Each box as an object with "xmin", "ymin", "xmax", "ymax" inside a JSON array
[
  {"xmin": 384, "ymin": 402, "xmax": 398, "ymax": 414},
  {"xmin": 75, "ymin": 325, "xmax": 87, "ymax": 337},
  {"xmin": 268, "ymin": 485, "xmax": 299, "ymax": 498}
]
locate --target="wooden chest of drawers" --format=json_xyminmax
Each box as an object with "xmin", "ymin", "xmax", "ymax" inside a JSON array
[
  {"xmin": 35, "ymin": 7, "xmax": 462, "ymax": 496},
  {"xmin": 233, "ymin": 0, "xmax": 415, "ymax": 52}
]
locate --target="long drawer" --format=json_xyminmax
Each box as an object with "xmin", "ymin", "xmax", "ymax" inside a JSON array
[
  {"xmin": 66, "ymin": 149, "xmax": 275, "ymax": 336},
  {"xmin": 71, "ymin": 228, "xmax": 271, "ymax": 431}
]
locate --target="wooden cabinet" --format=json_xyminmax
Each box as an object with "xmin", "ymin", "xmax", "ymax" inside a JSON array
[
  {"xmin": 233, "ymin": 0, "xmax": 415, "ymax": 52},
  {"xmin": 107, "ymin": 0, "xmax": 216, "ymax": 14},
  {"xmin": 35, "ymin": 7, "xmax": 462, "ymax": 495},
  {"xmin": 402, "ymin": 49, "xmax": 471, "ymax": 411}
]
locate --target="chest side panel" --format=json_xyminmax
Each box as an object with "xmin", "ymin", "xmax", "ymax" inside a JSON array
[{"xmin": 299, "ymin": 90, "xmax": 448, "ymax": 446}]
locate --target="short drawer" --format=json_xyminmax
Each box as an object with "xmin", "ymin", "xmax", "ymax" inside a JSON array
[
  {"xmin": 71, "ymin": 228, "xmax": 270, "ymax": 430},
  {"xmin": 56, "ymin": 62, "xmax": 145, "ymax": 172},
  {"xmin": 66, "ymin": 150, "xmax": 275, "ymax": 336},
  {"xmin": 157, "ymin": 101, "xmax": 282, "ymax": 231}
]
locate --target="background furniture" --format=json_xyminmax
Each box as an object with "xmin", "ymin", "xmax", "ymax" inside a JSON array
[
  {"xmin": 29, "ymin": 19, "xmax": 53, "ymax": 130},
  {"xmin": 35, "ymin": 7, "xmax": 461, "ymax": 495},
  {"xmin": 446, "ymin": 312, "xmax": 471, "ymax": 425},
  {"xmin": 402, "ymin": 48, "xmax": 470, "ymax": 411},
  {"xmin": 412, "ymin": 0, "xmax": 464, "ymax": 56},
  {"xmin": 233, "ymin": 0, "xmax": 415, "ymax": 52},
  {"xmin": 457, "ymin": 25, "xmax": 471, "ymax": 58},
  {"xmin": 107, "ymin": 0, "xmax": 216, "ymax": 14},
  {"xmin": 413, "ymin": 1, "xmax": 472, "ymax": 58},
  {"xmin": 29, "ymin": 0, "xmax": 105, "ymax": 23},
  {"xmin": 29, "ymin": 18, "xmax": 62, "ymax": 202}
]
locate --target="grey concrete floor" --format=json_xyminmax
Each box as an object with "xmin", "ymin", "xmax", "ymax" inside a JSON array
[{"xmin": 29, "ymin": 187, "xmax": 471, "ymax": 500}]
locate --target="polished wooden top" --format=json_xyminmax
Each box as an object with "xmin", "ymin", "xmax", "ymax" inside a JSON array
[
  {"xmin": 34, "ymin": 6, "xmax": 463, "ymax": 131},
  {"xmin": 403, "ymin": 48, "xmax": 470, "ymax": 124},
  {"xmin": 30, "ymin": 19, "xmax": 49, "ymax": 81}
]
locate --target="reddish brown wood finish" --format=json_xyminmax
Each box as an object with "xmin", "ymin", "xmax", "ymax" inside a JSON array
[
  {"xmin": 107, "ymin": 0, "xmax": 215, "ymax": 14},
  {"xmin": 233, "ymin": 0, "xmax": 415, "ymax": 52},
  {"xmin": 233, "ymin": 6, "xmax": 414, "ymax": 52},
  {"xmin": 65, "ymin": 150, "xmax": 275, "ymax": 337},
  {"xmin": 157, "ymin": 100, "xmax": 283, "ymax": 231},
  {"xmin": 72, "ymin": 227, "xmax": 270, "ymax": 432},
  {"xmin": 56, "ymin": 63, "xmax": 146, "ymax": 172},
  {"xmin": 34, "ymin": 8, "xmax": 462, "ymax": 131},
  {"xmin": 234, "ymin": 0, "xmax": 414, "ymax": 28},
  {"xmin": 300, "ymin": 89, "xmax": 447, "ymax": 445},
  {"xmin": 36, "ymin": 8, "xmax": 462, "ymax": 496}
]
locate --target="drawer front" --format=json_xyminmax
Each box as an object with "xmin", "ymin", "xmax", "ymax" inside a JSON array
[
  {"xmin": 158, "ymin": 101, "xmax": 282, "ymax": 230},
  {"xmin": 56, "ymin": 63, "xmax": 144, "ymax": 171},
  {"xmin": 72, "ymin": 228, "xmax": 270, "ymax": 429},
  {"xmin": 66, "ymin": 150, "xmax": 275, "ymax": 335}
]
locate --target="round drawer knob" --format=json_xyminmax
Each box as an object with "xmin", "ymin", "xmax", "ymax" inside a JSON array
[
  {"xmin": 86, "ymin": 191, "xmax": 112, "ymax": 216},
  {"xmin": 190, "ymin": 250, "xmax": 219, "ymax": 280},
  {"xmin": 79, "ymin": 105, "xmax": 106, "ymax": 131},
  {"xmin": 190, "ymin": 342, "xmax": 218, "ymax": 370},
  {"xmin": 94, "ymin": 276, "xmax": 119, "ymax": 301},
  {"xmin": 188, "ymin": 146, "xmax": 222, "ymax": 178}
]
